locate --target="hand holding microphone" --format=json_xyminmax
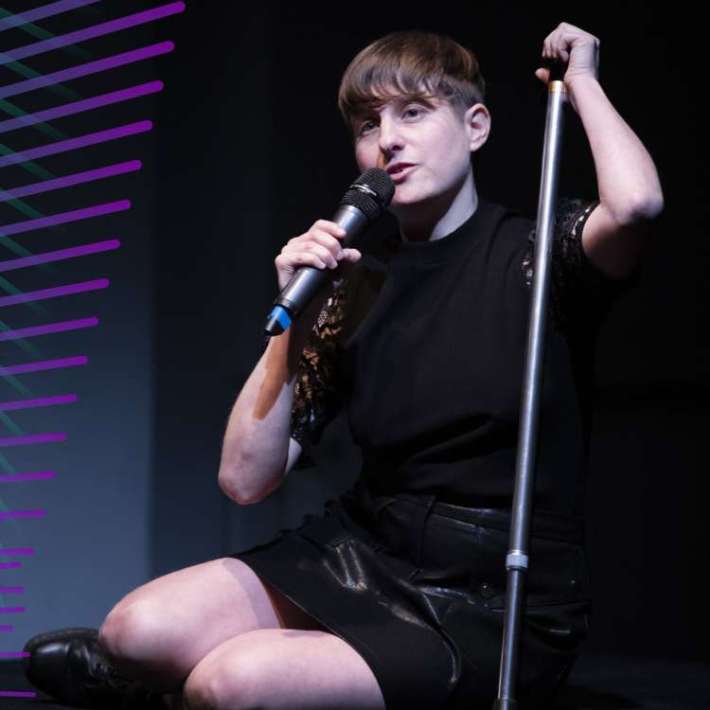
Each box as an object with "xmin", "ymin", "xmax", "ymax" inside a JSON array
[
  {"xmin": 274, "ymin": 219, "xmax": 362, "ymax": 293},
  {"xmin": 265, "ymin": 168, "xmax": 394, "ymax": 336}
]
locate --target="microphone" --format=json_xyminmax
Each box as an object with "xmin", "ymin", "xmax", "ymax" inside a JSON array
[{"xmin": 264, "ymin": 168, "xmax": 394, "ymax": 336}]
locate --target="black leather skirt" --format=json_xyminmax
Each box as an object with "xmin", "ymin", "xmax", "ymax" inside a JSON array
[{"xmin": 233, "ymin": 479, "xmax": 591, "ymax": 709}]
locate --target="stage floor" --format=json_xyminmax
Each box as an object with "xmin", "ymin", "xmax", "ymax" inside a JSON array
[{"xmin": 1, "ymin": 653, "xmax": 708, "ymax": 709}]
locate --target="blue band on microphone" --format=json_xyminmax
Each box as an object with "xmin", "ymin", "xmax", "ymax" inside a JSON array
[{"xmin": 269, "ymin": 305, "xmax": 292, "ymax": 330}]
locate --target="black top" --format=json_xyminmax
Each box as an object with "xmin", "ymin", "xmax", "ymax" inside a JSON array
[{"xmin": 291, "ymin": 196, "xmax": 638, "ymax": 519}]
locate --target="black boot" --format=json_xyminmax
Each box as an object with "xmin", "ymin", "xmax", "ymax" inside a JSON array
[{"xmin": 23, "ymin": 627, "xmax": 167, "ymax": 709}]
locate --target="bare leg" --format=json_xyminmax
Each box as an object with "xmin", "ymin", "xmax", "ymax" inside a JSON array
[
  {"xmin": 98, "ymin": 557, "xmax": 326, "ymax": 695},
  {"xmin": 182, "ymin": 628, "xmax": 386, "ymax": 709}
]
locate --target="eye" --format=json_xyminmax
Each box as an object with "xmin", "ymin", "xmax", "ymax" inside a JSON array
[
  {"xmin": 402, "ymin": 104, "xmax": 425, "ymax": 119},
  {"xmin": 357, "ymin": 118, "xmax": 378, "ymax": 136}
]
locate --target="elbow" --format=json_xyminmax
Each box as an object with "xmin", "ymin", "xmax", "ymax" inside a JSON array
[
  {"xmin": 218, "ymin": 456, "xmax": 282, "ymax": 506},
  {"xmin": 624, "ymin": 190, "xmax": 664, "ymax": 225},
  {"xmin": 635, "ymin": 195, "xmax": 664, "ymax": 222},
  {"xmin": 218, "ymin": 475, "xmax": 258, "ymax": 505}
]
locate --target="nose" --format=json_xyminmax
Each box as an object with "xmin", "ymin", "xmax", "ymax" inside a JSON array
[{"xmin": 378, "ymin": 115, "xmax": 404, "ymax": 161}]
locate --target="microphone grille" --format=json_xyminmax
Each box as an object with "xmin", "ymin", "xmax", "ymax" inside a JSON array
[{"xmin": 340, "ymin": 168, "xmax": 395, "ymax": 222}]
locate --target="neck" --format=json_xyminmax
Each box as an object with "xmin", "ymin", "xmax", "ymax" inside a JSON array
[{"xmin": 396, "ymin": 170, "xmax": 478, "ymax": 243}]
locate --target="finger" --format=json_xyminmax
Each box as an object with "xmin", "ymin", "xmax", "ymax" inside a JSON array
[
  {"xmin": 290, "ymin": 230, "xmax": 342, "ymax": 261},
  {"xmin": 282, "ymin": 240, "xmax": 336, "ymax": 269},
  {"xmin": 307, "ymin": 230, "xmax": 346, "ymax": 261},
  {"xmin": 312, "ymin": 219, "xmax": 347, "ymax": 239},
  {"xmin": 342, "ymin": 248, "xmax": 362, "ymax": 262},
  {"xmin": 300, "ymin": 241, "xmax": 339, "ymax": 269},
  {"xmin": 551, "ymin": 36, "xmax": 565, "ymax": 60},
  {"xmin": 535, "ymin": 68, "xmax": 549, "ymax": 84},
  {"xmin": 277, "ymin": 251, "xmax": 329, "ymax": 271}
]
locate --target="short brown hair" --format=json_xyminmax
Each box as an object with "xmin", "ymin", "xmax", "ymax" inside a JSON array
[{"xmin": 338, "ymin": 31, "xmax": 486, "ymax": 130}]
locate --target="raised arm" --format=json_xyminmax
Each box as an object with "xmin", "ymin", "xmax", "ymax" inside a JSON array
[
  {"xmin": 217, "ymin": 220, "xmax": 361, "ymax": 505},
  {"xmin": 536, "ymin": 22, "xmax": 664, "ymax": 280}
]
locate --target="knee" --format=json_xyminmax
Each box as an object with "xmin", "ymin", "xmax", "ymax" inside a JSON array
[
  {"xmin": 183, "ymin": 658, "xmax": 258, "ymax": 710},
  {"xmin": 98, "ymin": 603, "xmax": 170, "ymax": 664}
]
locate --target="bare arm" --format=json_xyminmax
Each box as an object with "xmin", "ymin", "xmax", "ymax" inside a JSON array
[
  {"xmin": 536, "ymin": 23, "xmax": 664, "ymax": 279},
  {"xmin": 218, "ymin": 220, "xmax": 361, "ymax": 505},
  {"xmin": 217, "ymin": 304, "xmax": 318, "ymax": 504}
]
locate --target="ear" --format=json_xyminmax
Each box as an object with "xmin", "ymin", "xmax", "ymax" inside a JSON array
[{"xmin": 463, "ymin": 102, "xmax": 491, "ymax": 152}]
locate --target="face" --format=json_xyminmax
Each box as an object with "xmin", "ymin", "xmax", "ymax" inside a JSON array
[{"xmin": 352, "ymin": 94, "xmax": 480, "ymax": 216}]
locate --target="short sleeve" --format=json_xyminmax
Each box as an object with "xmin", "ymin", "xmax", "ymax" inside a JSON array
[
  {"xmin": 522, "ymin": 196, "xmax": 641, "ymax": 334},
  {"xmin": 289, "ymin": 280, "xmax": 348, "ymax": 469}
]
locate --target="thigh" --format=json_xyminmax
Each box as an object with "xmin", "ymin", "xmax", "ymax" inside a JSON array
[
  {"xmin": 183, "ymin": 628, "xmax": 386, "ymax": 710},
  {"xmin": 100, "ymin": 557, "xmax": 326, "ymax": 684}
]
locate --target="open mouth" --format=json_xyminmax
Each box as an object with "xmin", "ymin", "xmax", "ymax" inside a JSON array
[{"xmin": 388, "ymin": 164, "xmax": 415, "ymax": 180}]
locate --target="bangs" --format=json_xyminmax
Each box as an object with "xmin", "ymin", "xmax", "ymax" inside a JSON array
[{"xmin": 338, "ymin": 31, "xmax": 485, "ymax": 127}]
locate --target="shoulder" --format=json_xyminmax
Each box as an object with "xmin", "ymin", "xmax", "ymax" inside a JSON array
[
  {"xmin": 517, "ymin": 196, "xmax": 641, "ymax": 287},
  {"xmin": 519, "ymin": 196, "xmax": 642, "ymax": 332}
]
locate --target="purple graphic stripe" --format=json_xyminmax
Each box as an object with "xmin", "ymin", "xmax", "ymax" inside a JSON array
[
  {"xmin": 0, "ymin": 394, "xmax": 77, "ymax": 411},
  {"xmin": 0, "ymin": 433, "xmax": 67, "ymax": 446},
  {"xmin": 0, "ymin": 81, "xmax": 162, "ymax": 135},
  {"xmin": 0, "ymin": 510, "xmax": 46, "ymax": 519},
  {"xmin": 0, "ymin": 607, "xmax": 25, "ymax": 613},
  {"xmin": 0, "ymin": 355, "xmax": 87, "ymax": 376},
  {"xmin": 0, "ymin": 279, "xmax": 108, "ymax": 307},
  {"xmin": 0, "ymin": 547, "xmax": 34, "ymax": 555},
  {"xmin": 0, "ymin": 587, "xmax": 24, "ymax": 593},
  {"xmin": 0, "ymin": 200, "xmax": 129, "ymax": 236},
  {"xmin": 0, "ymin": 121, "xmax": 151, "ymax": 168},
  {"xmin": 0, "ymin": 162, "xmax": 140, "ymax": 201},
  {"xmin": 0, "ymin": 241, "xmax": 119, "ymax": 272},
  {"xmin": 0, "ymin": 690, "xmax": 37, "ymax": 698},
  {"xmin": 0, "ymin": 2, "xmax": 185, "ymax": 64},
  {"xmin": 0, "ymin": 625, "xmax": 14, "ymax": 631},
  {"xmin": 0, "ymin": 42, "xmax": 174, "ymax": 100},
  {"xmin": 0, "ymin": 1, "xmax": 102, "ymax": 32},
  {"xmin": 0, "ymin": 471, "xmax": 56, "ymax": 482},
  {"xmin": 0, "ymin": 562, "xmax": 21, "ymax": 569},
  {"xmin": 0, "ymin": 316, "xmax": 99, "ymax": 341}
]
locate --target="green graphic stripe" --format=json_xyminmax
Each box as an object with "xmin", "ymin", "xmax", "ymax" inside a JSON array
[
  {"xmin": 0, "ymin": 450, "xmax": 16, "ymax": 473},
  {"xmin": 0, "ymin": 143, "xmax": 55, "ymax": 180},
  {"xmin": 0, "ymin": 320, "xmax": 40, "ymax": 358},
  {"xmin": 3, "ymin": 59, "xmax": 80, "ymax": 101},
  {"xmin": 0, "ymin": 412, "xmax": 23, "ymax": 436},
  {"xmin": 0, "ymin": 187, "xmax": 62, "ymax": 279},
  {"xmin": 0, "ymin": 373, "xmax": 32, "ymax": 402},
  {"xmin": 0, "ymin": 98, "xmax": 66, "ymax": 141},
  {"xmin": 0, "ymin": 194, "xmax": 60, "ymax": 271},
  {"xmin": 0, "ymin": 274, "xmax": 48, "ymax": 316},
  {"xmin": 0, "ymin": 7, "xmax": 93, "ymax": 62}
]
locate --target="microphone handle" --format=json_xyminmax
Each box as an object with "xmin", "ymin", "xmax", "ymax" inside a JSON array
[{"xmin": 264, "ymin": 204, "xmax": 369, "ymax": 336}]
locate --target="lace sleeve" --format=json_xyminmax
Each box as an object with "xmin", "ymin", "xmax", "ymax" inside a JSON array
[
  {"xmin": 289, "ymin": 280, "xmax": 349, "ymax": 469},
  {"xmin": 522, "ymin": 197, "xmax": 641, "ymax": 334}
]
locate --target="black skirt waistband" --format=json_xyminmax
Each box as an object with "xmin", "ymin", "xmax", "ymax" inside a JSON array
[
  {"xmin": 340, "ymin": 479, "xmax": 585, "ymax": 546},
  {"xmin": 336, "ymin": 479, "xmax": 590, "ymax": 604}
]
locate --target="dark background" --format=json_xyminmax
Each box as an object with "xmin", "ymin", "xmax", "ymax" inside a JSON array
[{"xmin": 0, "ymin": 0, "xmax": 705, "ymax": 666}]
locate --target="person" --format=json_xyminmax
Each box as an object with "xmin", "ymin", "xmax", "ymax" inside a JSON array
[{"xmin": 23, "ymin": 23, "xmax": 662, "ymax": 710}]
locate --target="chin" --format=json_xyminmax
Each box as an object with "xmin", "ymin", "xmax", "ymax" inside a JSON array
[
  {"xmin": 390, "ymin": 187, "xmax": 427, "ymax": 208},
  {"xmin": 391, "ymin": 190, "xmax": 438, "ymax": 213}
]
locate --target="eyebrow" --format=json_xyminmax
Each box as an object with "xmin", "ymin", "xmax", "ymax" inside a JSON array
[
  {"xmin": 350, "ymin": 94, "xmax": 441, "ymax": 136},
  {"xmin": 353, "ymin": 94, "xmax": 437, "ymax": 120}
]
